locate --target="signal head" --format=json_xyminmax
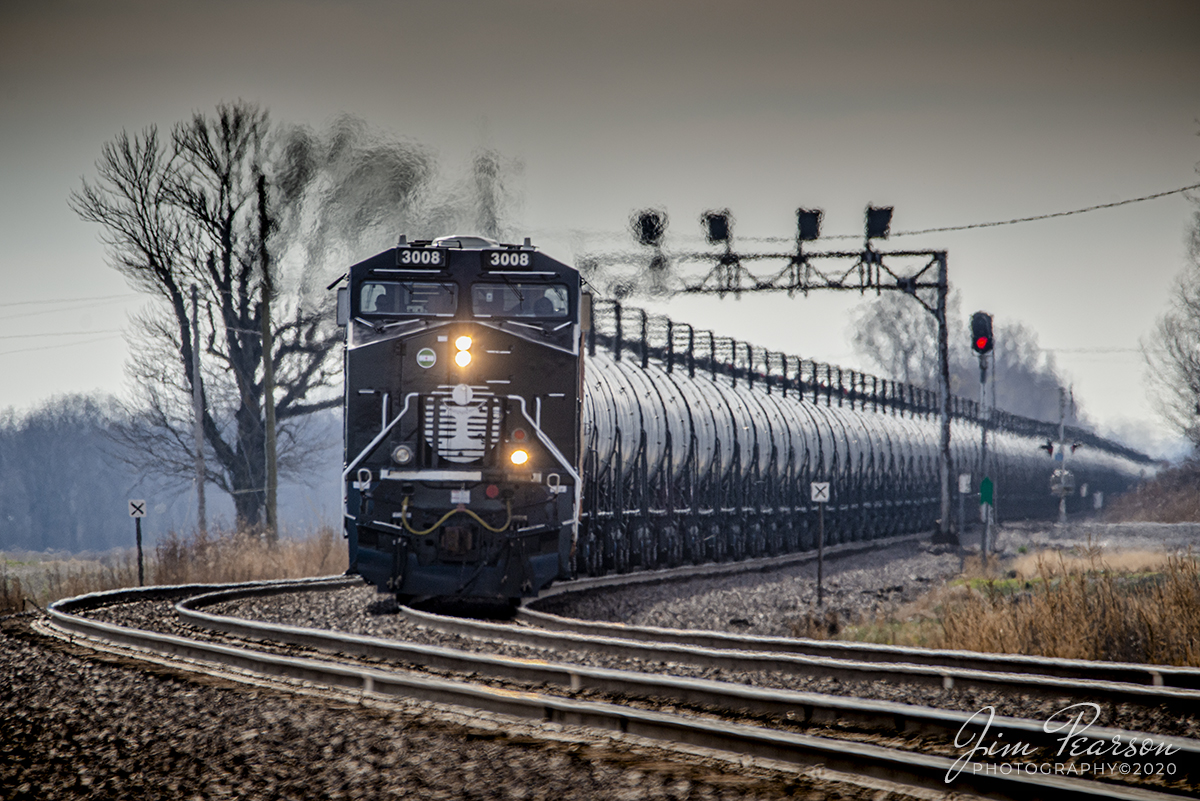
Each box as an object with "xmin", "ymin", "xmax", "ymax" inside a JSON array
[
  {"xmin": 701, "ymin": 210, "xmax": 732, "ymax": 244},
  {"xmin": 796, "ymin": 208, "xmax": 823, "ymax": 242},
  {"xmin": 971, "ymin": 311, "xmax": 994, "ymax": 354},
  {"xmin": 865, "ymin": 205, "xmax": 893, "ymax": 240},
  {"xmin": 632, "ymin": 209, "xmax": 667, "ymax": 247}
]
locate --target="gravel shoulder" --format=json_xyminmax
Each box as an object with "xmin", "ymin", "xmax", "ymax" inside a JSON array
[{"xmin": 2, "ymin": 615, "xmax": 907, "ymax": 801}]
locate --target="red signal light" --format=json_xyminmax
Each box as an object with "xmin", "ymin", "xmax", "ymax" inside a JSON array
[{"xmin": 971, "ymin": 312, "xmax": 994, "ymax": 355}]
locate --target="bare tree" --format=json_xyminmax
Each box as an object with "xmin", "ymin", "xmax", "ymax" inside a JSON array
[
  {"xmin": 848, "ymin": 292, "xmax": 957, "ymax": 389},
  {"xmin": 72, "ymin": 103, "xmax": 437, "ymax": 528},
  {"xmin": 850, "ymin": 291, "xmax": 1077, "ymax": 423},
  {"xmin": 1146, "ymin": 205, "xmax": 1200, "ymax": 453}
]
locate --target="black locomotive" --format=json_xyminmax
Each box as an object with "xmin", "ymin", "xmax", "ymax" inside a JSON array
[
  {"xmin": 339, "ymin": 236, "xmax": 1153, "ymax": 602},
  {"xmin": 339, "ymin": 236, "xmax": 581, "ymax": 602}
]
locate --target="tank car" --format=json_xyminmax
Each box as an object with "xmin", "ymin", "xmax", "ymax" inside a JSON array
[
  {"xmin": 569, "ymin": 301, "xmax": 1153, "ymax": 576},
  {"xmin": 339, "ymin": 236, "xmax": 582, "ymax": 603}
]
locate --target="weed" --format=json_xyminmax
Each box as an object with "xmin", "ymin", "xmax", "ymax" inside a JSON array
[
  {"xmin": 0, "ymin": 526, "xmax": 347, "ymax": 610},
  {"xmin": 807, "ymin": 545, "xmax": 1200, "ymax": 666}
]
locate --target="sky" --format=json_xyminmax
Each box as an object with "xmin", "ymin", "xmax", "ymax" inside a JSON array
[{"xmin": 2, "ymin": 0, "xmax": 1199, "ymax": 458}]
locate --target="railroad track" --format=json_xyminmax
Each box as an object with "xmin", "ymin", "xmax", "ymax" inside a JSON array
[{"xmin": 40, "ymin": 575, "xmax": 1199, "ymax": 800}]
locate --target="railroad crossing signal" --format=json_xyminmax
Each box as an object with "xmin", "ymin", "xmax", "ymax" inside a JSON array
[
  {"xmin": 128, "ymin": 499, "xmax": 147, "ymax": 518},
  {"xmin": 811, "ymin": 482, "xmax": 830, "ymax": 502}
]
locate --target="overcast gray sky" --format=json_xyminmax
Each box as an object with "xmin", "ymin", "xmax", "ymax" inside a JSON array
[{"xmin": 2, "ymin": 0, "xmax": 1198, "ymax": 456}]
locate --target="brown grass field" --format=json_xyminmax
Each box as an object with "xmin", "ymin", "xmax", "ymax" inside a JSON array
[
  {"xmin": 1, "ymin": 527, "xmax": 347, "ymax": 614},
  {"xmin": 832, "ymin": 546, "xmax": 1200, "ymax": 666}
]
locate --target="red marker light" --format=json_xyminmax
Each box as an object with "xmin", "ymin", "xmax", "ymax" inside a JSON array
[
  {"xmin": 513, "ymin": 428, "xmax": 527, "ymax": 441},
  {"xmin": 485, "ymin": 484, "xmax": 499, "ymax": 499}
]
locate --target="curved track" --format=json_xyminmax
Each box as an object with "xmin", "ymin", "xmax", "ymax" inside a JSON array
[{"xmin": 39, "ymin": 576, "xmax": 1198, "ymax": 800}]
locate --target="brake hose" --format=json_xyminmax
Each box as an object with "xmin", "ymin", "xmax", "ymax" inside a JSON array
[{"xmin": 399, "ymin": 496, "xmax": 513, "ymax": 535}]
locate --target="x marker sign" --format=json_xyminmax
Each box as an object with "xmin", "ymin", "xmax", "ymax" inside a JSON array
[
  {"xmin": 810, "ymin": 482, "xmax": 830, "ymax": 503},
  {"xmin": 128, "ymin": 499, "xmax": 147, "ymax": 518}
]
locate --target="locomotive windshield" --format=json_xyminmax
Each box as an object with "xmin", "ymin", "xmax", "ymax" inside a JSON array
[
  {"xmin": 359, "ymin": 281, "xmax": 457, "ymax": 316},
  {"xmin": 472, "ymin": 283, "xmax": 569, "ymax": 319}
]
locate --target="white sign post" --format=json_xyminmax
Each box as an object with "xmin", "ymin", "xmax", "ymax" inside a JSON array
[
  {"xmin": 128, "ymin": 499, "xmax": 147, "ymax": 585},
  {"xmin": 957, "ymin": 473, "xmax": 970, "ymax": 541},
  {"xmin": 811, "ymin": 482, "xmax": 830, "ymax": 606}
]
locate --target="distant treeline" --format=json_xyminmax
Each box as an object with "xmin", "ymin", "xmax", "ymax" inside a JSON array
[{"xmin": 0, "ymin": 394, "xmax": 340, "ymax": 553}]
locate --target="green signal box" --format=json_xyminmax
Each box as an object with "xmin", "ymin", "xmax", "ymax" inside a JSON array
[{"xmin": 980, "ymin": 477, "xmax": 994, "ymax": 506}]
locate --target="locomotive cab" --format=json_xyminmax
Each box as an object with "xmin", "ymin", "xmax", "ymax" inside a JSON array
[{"xmin": 340, "ymin": 236, "xmax": 582, "ymax": 602}]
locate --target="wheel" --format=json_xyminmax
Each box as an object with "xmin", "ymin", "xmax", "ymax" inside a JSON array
[{"xmin": 684, "ymin": 523, "xmax": 703, "ymax": 564}]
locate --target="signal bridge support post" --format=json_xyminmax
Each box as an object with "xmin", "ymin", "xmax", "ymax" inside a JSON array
[{"xmin": 934, "ymin": 254, "xmax": 954, "ymax": 546}]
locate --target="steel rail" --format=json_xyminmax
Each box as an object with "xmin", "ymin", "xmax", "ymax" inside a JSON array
[
  {"xmin": 515, "ymin": 607, "xmax": 1200, "ymax": 690},
  {"xmin": 390, "ymin": 603, "xmax": 1200, "ymax": 717},
  {"xmin": 42, "ymin": 583, "xmax": 1192, "ymax": 801},
  {"xmin": 173, "ymin": 581, "xmax": 1199, "ymax": 784},
  {"xmin": 544, "ymin": 530, "xmax": 928, "ymax": 595}
]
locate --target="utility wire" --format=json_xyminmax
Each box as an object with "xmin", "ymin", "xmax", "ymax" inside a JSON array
[
  {"xmin": 0, "ymin": 293, "xmax": 138, "ymax": 308},
  {"xmin": 0, "ymin": 329, "xmax": 124, "ymax": 340},
  {"xmin": 893, "ymin": 182, "xmax": 1200, "ymax": 237},
  {"xmin": 0, "ymin": 335, "xmax": 124, "ymax": 357}
]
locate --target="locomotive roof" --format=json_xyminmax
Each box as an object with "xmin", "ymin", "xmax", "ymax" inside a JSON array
[{"xmin": 348, "ymin": 236, "xmax": 579, "ymax": 283}]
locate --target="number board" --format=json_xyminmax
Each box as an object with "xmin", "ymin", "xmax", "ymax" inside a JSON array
[
  {"xmin": 395, "ymin": 247, "xmax": 447, "ymax": 269},
  {"xmin": 482, "ymin": 250, "xmax": 534, "ymax": 270}
]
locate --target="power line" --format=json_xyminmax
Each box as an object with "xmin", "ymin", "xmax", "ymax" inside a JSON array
[
  {"xmin": 0, "ymin": 293, "xmax": 138, "ymax": 309},
  {"xmin": 0, "ymin": 335, "xmax": 124, "ymax": 358},
  {"xmin": 0, "ymin": 329, "xmax": 124, "ymax": 341},
  {"xmin": 1044, "ymin": 347, "xmax": 1141, "ymax": 354},
  {"xmin": 893, "ymin": 182, "xmax": 1200, "ymax": 237}
]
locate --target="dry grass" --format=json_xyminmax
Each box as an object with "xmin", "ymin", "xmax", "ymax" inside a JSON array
[
  {"xmin": 1, "ymin": 526, "xmax": 346, "ymax": 614},
  {"xmin": 830, "ymin": 546, "xmax": 1200, "ymax": 666},
  {"xmin": 1106, "ymin": 460, "xmax": 1200, "ymax": 522},
  {"xmin": 940, "ymin": 550, "xmax": 1200, "ymax": 665}
]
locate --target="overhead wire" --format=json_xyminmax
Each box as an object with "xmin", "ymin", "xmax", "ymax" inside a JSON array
[
  {"xmin": 0, "ymin": 293, "xmax": 138, "ymax": 308},
  {"xmin": 0, "ymin": 335, "xmax": 124, "ymax": 358},
  {"xmin": 891, "ymin": 182, "xmax": 1200, "ymax": 237}
]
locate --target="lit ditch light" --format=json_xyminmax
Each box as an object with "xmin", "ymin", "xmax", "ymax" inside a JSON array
[
  {"xmin": 454, "ymin": 334, "xmax": 473, "ymax": 367},
  {"xmin": 509, "ymin": 448, "xmax": 529, "ymax": 466}
]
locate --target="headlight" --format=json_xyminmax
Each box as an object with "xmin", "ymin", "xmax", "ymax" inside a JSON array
[
  {"xmin": 454, "ymin": 334, "xmax": 472, "ymax": 367},
  {"xmin": 391, "ymin": 444, "xmax": 414, "ymax": 465},
  {"xmin": 509, "ymin": 449, "xmax": 529, "ymax": 466}
]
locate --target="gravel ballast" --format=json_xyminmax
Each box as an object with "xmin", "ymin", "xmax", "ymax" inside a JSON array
[{"xmin": 2, "ymin": 616, "xmax": 905, "ymax": 800}]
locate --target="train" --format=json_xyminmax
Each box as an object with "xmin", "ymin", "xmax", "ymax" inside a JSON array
[{"xmin": 336, "ymin": 236, "xmax": 1154, "ymax": 603}]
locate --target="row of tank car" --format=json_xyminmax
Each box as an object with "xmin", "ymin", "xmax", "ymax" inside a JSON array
[{"xmin": 576, "ymin": 300, "xmax": 1153, "ymax": 576}]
